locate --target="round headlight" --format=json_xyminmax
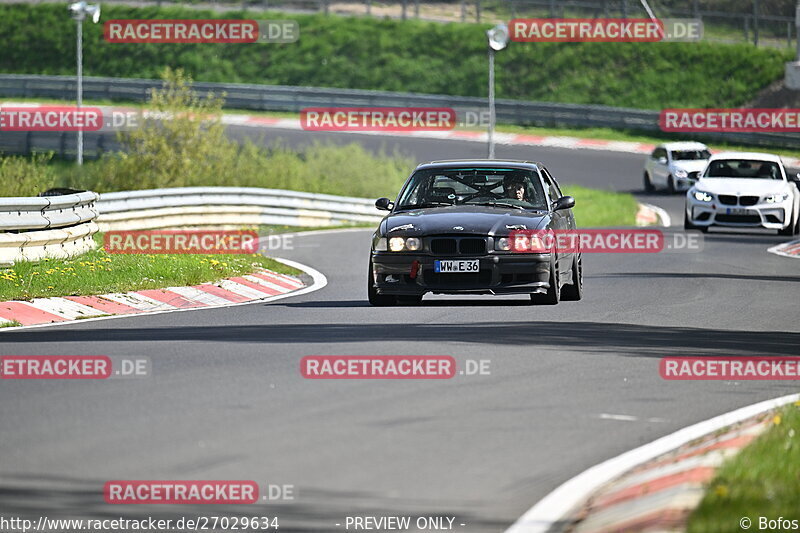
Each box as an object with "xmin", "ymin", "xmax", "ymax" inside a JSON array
[
  {"xmin": 674, "ymin": 169, "xmax": 688, "ymax": 179},
  {"xmin": 405, "ymin": 237, "xmax": 422, "ymax": 251},
  {"xmin": 693, "ymin": 191, "xmax": 713, "ymax": 202},
  {"xmin": 495, "ymin": 237, "xmax": 511, "ymax": 251},
  {"xmin": 388, "ymin": 237, "xmax": 406, "ymax": 252}
]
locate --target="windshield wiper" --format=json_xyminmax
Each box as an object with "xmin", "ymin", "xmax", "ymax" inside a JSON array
[
  {"xmin": 469, "ymin": 201, "xmax": 525, "ymax": 210},
  {"xmin": 397, "ymin": 201, "xmax": 453, "ymax": 210}
]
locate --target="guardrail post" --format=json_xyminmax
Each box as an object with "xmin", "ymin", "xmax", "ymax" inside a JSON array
[
  {"xmin": 414, "ymin": 0, "xmax": 419, "ymax": 18},
  {"xmin": 60, "ymin": 132, "xmax": 67, "ymax": 159},
  {"xmin": 26, "ymin": 132, "xmax": 33, "ymax": 156},
  {"xmin": 323, "ymin": 0, "xmax": 329, "ymax": 15},
  {"xmin": 476, "ymin": 0, "xmax": 481, "ymax": 22},
  {"xmin": 744, "ymin": 16, "xmax": 750, "ymax": 41},
  {"xmin": 401, "ymin": 0, "xmax": 407, "ymax": 20},
  {"xmin": 621, "ymin": 0, "xmax": 628, "ymax": 18},
  {"xmin": 460, "ymin": 0, "xmax": 466, "ymax": 22},
  {"xmin": 692, "ymin": 0, "xmax": 699, "ymax": 18},
  {"xmin": 549, "ymin": 0, "xmax": 556, "ymax": 17}
]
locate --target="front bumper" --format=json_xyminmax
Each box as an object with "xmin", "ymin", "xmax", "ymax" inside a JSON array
[
  {"xmin": 371, "ymin": 252, "xmax": 552, "ymax": 295},
  {"xmin": 686, "ymin": 200, "xmax": 791, "ymax": 229}
]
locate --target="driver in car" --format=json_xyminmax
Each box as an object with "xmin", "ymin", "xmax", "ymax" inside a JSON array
[{"xmin": 504, "ymin": 177, "xmax": 527, "ymax": 201}]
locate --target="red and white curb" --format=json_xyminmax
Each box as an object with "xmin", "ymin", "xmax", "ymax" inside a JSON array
[
  {"xmin": 504, "ymin": 392, "xmax": 800, "ymax": 533},
  {"xmin": 768, "ymin": 239, "xmax": 800, "ymax": 258},
  {"xmin": 568, "ymin": 416, "xmax": 772, "ymax": 533},
  {"xmin": 7, "ymin": 102, "xmax": 799, "ymax": 166},
  {"xmin": 224, "ymin": 115, "xmax": 800, "ymax": 167},
  {"xmin": 0, "ymin": 259, "xmax": 326, "ymax": 331},
  {"xmin": 635, "ymin": 203, "xmax": 671, "ymax": 227}
]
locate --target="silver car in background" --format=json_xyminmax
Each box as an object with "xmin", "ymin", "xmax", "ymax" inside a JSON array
[{"xmin": 644, "ymin": 141, "xmax": 710, "ymax": 193}]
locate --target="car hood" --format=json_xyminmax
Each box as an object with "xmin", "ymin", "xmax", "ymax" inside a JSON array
[
  {"xmin": 671, "ymin": 160, "xmax": 708, "ymax": 174},
  {"xmin": 694, "ymin": 178, "xmax": 790, "ymax": 196},
  {"xmin": 381, "ymin": 206, "xmax": 549, "ymax": 236}
]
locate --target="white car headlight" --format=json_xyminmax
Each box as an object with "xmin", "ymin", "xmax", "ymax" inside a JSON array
[
  {"xmin": 674, "ymin": 169, "xmax": 688, "ymax": 179},
  {"xmin": 495, "ymin": 237, "xmax": 511, "ymax": 251},
  {"xmin": 405, "ymin": 237, "xmax": 422, "ymax": 251},
  {"xmin": 388, "ymin": 237, "xmax": 406, "ymax": 252},
  {"xmin": 693, "ymin": 191, "xmax": 713, "ymax": 202},
  {"xmin": 386, "ymin": 237, "xmax": 422, "ymax": 252},
  {"xmin": 764, "ymin": 193, "xmax": 790, "ymax": 204}
]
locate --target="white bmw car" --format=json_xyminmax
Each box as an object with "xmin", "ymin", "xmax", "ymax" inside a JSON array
[
  {"xmin": 644, "ymin": 141, "xmax": 711, "ymax": 193},
  {"xmin": 685, "ymin": 152, "xmax": 800, "ymax": 235}
]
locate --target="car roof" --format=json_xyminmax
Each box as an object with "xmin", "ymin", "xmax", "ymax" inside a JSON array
[
  {"xmin": 659, "ymin": 141, "xmax": 709, "ymax": 151},
  {"xmin": 708, "ymin": 152, "xmax": 784, "ymax": 164},
  {"xmin": 417, "ymin": 159, "xmax": 542, "ymax": 171}
]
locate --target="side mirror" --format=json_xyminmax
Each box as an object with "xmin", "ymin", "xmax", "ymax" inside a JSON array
[
  {"xmin": 553, "ymin": 196, "xmax": 575, "ymax": 212},
  {"xmin": 375, "ymin": 197, "xmax": 394, "ymax": 211},
  {"xmin": 657, "ymin": 157, "xmax": 668, "ymax": 165},
  {"xmin": 794, "ymin": 172, "xmax": 800, "ymax": 182}
]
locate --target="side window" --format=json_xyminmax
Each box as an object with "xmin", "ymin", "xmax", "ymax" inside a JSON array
[
  {"xmin": 539, "ymin": 170, "xmax": 557, "ymax": 204},
  {"xmin": 653, "ymin": 148, "xmax": 667, "ymax": 160},
  {"xmin": 541, "ymin": 168, "xmax": 562, "ymax": 198}
]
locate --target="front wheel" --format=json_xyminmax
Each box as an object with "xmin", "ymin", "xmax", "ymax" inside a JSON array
[
  {"xmin": 560, "ymin": 255, "xmax": 583, "ymax": 301},
  {"xmin": 531, "ymin": 259, "xmax": 560, "ymax": 305},
  {"xmin": 667, "ymin": 175, "xmax": 676, "ymax": 194},
  {"xmin": 644, "ymin": 172, "xmax": 654, "ymax": 193},
  {"xmin": 368, "ymin": 259, "xmax": 396, "ymax": 306},
  {"xmin": 684, "ymin": 212, "xmax": 697, "ymax": 231}
]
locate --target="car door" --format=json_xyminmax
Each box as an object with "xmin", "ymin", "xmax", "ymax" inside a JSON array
[
  {"xmin": 540, "ymin": 167, "xmax": 573, "ymax": 276},
  {"xmin": 650, "ymin": 147, "xmax": 669, "ymax": 187}
]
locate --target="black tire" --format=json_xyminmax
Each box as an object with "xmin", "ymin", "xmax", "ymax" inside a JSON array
[
  {"xmin": 684, "ymin": 212, "xmax": 697, "ymax": 231},
  {"xmin": 560, "ymin": 255, "xmax": 583, "ymax": 301},
  {"xmin": 367, "ymin": 259, "xmax": 396, "ymax": 306},
  {"xmin": 397, "ymin": 295, "xmax": 423, "ymax": 305},
  {"xmin": 644, "ymin": 172, "xmax": 654, "ymax": 193},
  {"xmin": 667, "ymin": 175, "xmax": 676, "ymax": 194},
  {"xmin": 531, "ymin": 259, "xmax": 560, "ymax": 305},
  {"xmin": 779, "ymin": 211, "xmax": 800, "ymax": 236}
]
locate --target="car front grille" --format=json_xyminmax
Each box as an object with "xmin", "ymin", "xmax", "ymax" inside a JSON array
[
  {"xmin": 739, "ymin": 196, "xmax": 759, "ymax": 206},
  {"xmin": 718, "ymin": 195, "xmax": 737, "ymax": 205},
  {"xmin": 688, "ymin": 172, "xmax": 700, "ymax": 180},
  {"xmin": 430, "ymin": 238, "xmax": 457, "ymax": 254},
  {"xmin": 429, "ymin": 236, "xmax": 487, "ymax": 255},
  {"xmin": 459, "ymin": 238, "xmax": 486, "ymax": 254}
]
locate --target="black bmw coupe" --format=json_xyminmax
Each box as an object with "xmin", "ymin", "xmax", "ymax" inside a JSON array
[{"xmin": 368, "ymin": 160, "xmax": 583, "ymax": 306}]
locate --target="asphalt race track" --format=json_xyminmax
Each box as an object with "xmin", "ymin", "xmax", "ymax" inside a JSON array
[{"xmin": 1, "ymin": 130, "xmax": 799, "ymax": 532}]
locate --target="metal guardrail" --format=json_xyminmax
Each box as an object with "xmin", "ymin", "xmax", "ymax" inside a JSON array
[
  {"xmin": 0, "ymin": 191, "xmax": 100, "ymax": 266},
  {"xmin": 1, "ymin": 75, "xmax": 798, "ymax": 152},
  {"xmin": 95, "ymin": 187, "xmax": 384, "ymax": 230},
  {"xmin": 0, "ymin": 186, "xmax": 382, "ymax": 264}
]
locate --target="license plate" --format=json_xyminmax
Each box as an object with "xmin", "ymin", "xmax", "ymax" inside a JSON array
[
  {"xmin": 434, "ymin": 259, "xmax": 479, "ymax": 273},
  {"xmin": 726, "ymin": 208, "xmax": 751, "ymax": 215}
]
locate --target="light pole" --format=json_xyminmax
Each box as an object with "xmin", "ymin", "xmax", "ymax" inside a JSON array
[
  {"xmin": 68, "ymin": 1, "xmax": 101, "ymax": 166},
  {"xmin": 486, "ymin": 23, "xmax": 508, "ymax": 159}
]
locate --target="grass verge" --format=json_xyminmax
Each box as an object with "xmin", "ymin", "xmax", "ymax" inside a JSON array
[
  {"xmin": 562, "ymin": 185, "xmax": 640, "ymax": 227},
  {"xmin": 0, "ymin": 234, "xmax": 301, "ymax": 302},
  {"xmin": 686, "ymin": 402, "xmax": 800, "ymax": 533}
]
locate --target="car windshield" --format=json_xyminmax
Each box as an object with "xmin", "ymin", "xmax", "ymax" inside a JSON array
[
  {"xmin": 704, "ymin": 159, "xmax": 782, "ymax": 179},
  {"xmin": 395, "ymin": 168, "xmax": 548, "ymax": 211},
  {"xmin": 671, "ymin": 149, "xmax": 710, "ymax": 161}
]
